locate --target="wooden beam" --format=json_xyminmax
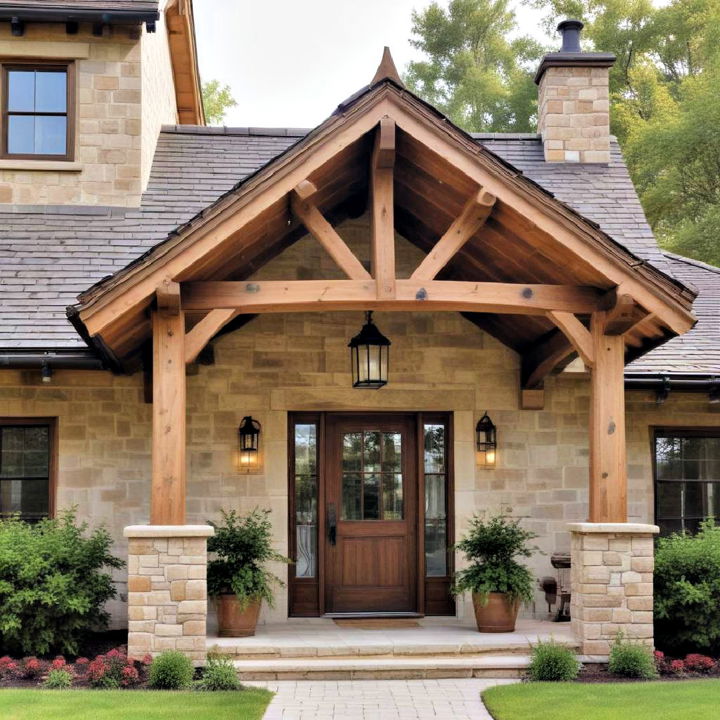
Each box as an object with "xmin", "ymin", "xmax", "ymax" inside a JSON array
[
  {"xmin": 290, "ymin": 181, "xmax": 371, "ymax": 281},
  {"xmin": 522, "ymin": 330, "xmax": 576, "ymax": 390},
  {"xmin": 520, "ymin": 387, "xmax": 545, "ymax": 410},
  {"xmin": 602, "ymin": 290, "xmax": 648, "ymax": 336},
  {"xmin": 151, "ymin": 310, "xmax": 186, "ymax": 525},
  {"xmin": 156, "ymin": 280, "xmax": 181, "ymax": 315},
  {"xmin": 371, "ymin": 117, "xmax": 396, "ymax": 299},
  {"xmin": 588, "ymin": 312, "xmax": 627, "ymax": 523},
  {"xmin": 546, "ymin": 311, "xmax": 595, "ymax": 368},
  {"xmin": 411, "ymin": 188, "xmax": 496, "ymax": 281},
  {"xmin": 182, "ymin": 279, "xmax": 604, "ymax": 315},
  {"xmin": 184, "ymin": 308, "xmax": 237, "ymax": 364}
]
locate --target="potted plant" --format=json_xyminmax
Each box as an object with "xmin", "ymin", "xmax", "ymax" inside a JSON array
[
  {"xmin": 207, "ymin": 508, "xmax": 290, "ymax": 637},
  {"xmin": 453, "ymin": 514, "xmax": 537, "ymax": 633}
]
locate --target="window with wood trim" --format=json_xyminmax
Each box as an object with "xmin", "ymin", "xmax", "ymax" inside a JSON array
[
  {"xmin": 2, "ymin": 63, "xmax": 74, "ymax": 160},
  {"xmin": 0, "ymin": 419, "xmax": 56, "ymax": 521},
  {"xmin": 654, "ymin": 429, "xmax": 720, "ymax": 535}
]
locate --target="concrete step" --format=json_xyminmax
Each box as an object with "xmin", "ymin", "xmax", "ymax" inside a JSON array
[{"xmin": 233, "ymin": 653, "xmax": 533, "ymax": 680}]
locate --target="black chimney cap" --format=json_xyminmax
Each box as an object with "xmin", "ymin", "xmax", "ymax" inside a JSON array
[
  {"xmin": 534, "ymin": 18, "xmax": 615, "ymax": 85},
  {"xmin": 557, "ymin": 19, "xmax": 584, "ymax": 53}
]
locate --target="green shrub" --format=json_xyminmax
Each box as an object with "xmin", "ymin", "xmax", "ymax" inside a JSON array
[
  {"xmin": 527, "ymin": 640, "xmax": 581, "ymax": 681},
  {"xmin": 195, "ymin": 653, "xmax": 241, "ymax": 691},
  {"xmin": 207, "ymin": 509, "xmax": 290, "ymax": 609},
  {"xmin": 655, "ymin": 519, "xmax": 720, "ymax": 654},
  {"xmin": 608, "ymin": 634, "xmax": 658, "ymax": 679},
  {"xmin": 0, "ymin": 510, "xmax": 124, "ymax": 656},
  {"xmin": 43, "ymin": 668, "xmax": 73, "ymax": 689},
  {"xmin": 147, "ymin": 651, "xmax": 194, "ymax": 690},
  {"xmin": 452, "ymin": 514, "xmax": 538, "ymax": 604}
]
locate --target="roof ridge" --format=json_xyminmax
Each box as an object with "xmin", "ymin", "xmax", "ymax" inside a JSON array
[
  {"xmin": 160, "ymin": 125, "xmax": 311, "ymax": 137},
  {"xmin": 663, "ymin": 250, "xmax": 720, "ymax": 275}
]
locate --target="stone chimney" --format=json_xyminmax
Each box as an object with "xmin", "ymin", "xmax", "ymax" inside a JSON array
[{"xmin": 535, "ymin": 20, "xmax": 616, "ymax": 163}]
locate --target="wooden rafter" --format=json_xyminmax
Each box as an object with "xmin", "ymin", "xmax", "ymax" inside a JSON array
[
  {"xmin": 602, "ymin": 290, "xmax": 648, "ymax": 336},
  {"xmin": 181, "ymin": 279, "xmax": 603, "ymax": 315},
  {"xmin": 546, "ymin": 311, "xmax": 594, "ymax": 368},
  {"xmin": 184, "ymin": 308, "xmax": 237, "ymax": 364},
  {"xmin": 411, "ymin": 188, "xmax": 496, "ymax": 281},
  {"xmin": 290, "ymin": 180, "xmax": 371, "ymax": 281},
  {"xmin": 371, "ymin": 117, "xmax": 396, "ymax": 299},
  {"xmin": 521, "ymin": 329, "xmax": 577, "ymax": 390}
]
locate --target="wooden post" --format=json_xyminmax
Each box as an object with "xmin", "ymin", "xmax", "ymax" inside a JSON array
[
  {"xmin": 371, "ymin": 117, "xmax": 396, "ymax": 299},
  {"xmin": 588, "ymin": 312, "xmax": 627, "ymax": 523},
  {"xmin": 151, "ymin": 308, "xmax": 186, "ymax": 524}
]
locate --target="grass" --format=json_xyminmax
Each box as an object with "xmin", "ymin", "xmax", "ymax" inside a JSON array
[
  {"xmin": 483, "ymin": 680, "xmax": 720, "ymax": 720},
  {"xmin": 0, "ymin": 688, "xmax": 273, "ymax": 720}
]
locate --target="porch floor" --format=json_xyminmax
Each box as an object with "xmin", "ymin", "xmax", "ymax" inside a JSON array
[{"xmin": 208, "ymin": 618, "xmax": 580, "ymax": 678}]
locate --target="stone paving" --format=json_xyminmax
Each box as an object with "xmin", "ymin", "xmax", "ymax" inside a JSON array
[{"xmin": 250, "ymin": 678, "xmax": 518, "ymax": 719}]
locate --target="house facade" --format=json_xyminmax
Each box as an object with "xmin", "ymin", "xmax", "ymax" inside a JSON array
[{"xmin": 0, "ymin": 3, "xmax": 719, "ymax": 665}]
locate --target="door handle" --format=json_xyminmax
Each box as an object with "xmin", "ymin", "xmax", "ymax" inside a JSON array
[{"xmin": 327, "ymin": 503, "xmax": 337, "ymax": 546}]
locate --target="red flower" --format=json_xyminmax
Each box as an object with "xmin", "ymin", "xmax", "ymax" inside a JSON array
[
  {"xmin": 0, "ymin": 656, "xmax": 18, "ymax": 678},
  {"xmin": 74, "ymin": 657, "xmax": 89, "ymax": 674},
  {"xmin": 120, "ymin": 664, "xmax": 139, "ymax": 687},
  {"xmin": 106, "ymin": 648, "xmax": 121, "ymax": 659},
  {"xmin": 22, "ymin": 657, "xmax": 43, "ymax": 679},
  {"xmin": 50, "ymin": 657, "xmax": 66, "ymax": 671},
  {"xmin": 684, "ymin": 654, "xmax": 716, "ymax": 673},
  {"xmin": 141, "ymin": 654, "xmax": 153, "ymax": 666},
  {"xmin": 670, "ymin": 659, "xmax": 686, "ymax": 674},
  {"xmin": 654, "ymin": 650, "xmax": 665, "ymax": 659}
]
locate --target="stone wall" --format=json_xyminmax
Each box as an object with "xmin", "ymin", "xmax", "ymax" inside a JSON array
[
  {"xmin": 0, "ymin": 18, "xmax": 177, "ymax": 206},
  {"xmin": 537, "ymin": 66, "xmax": 611, "ymax": 163},
  {"xmin": 0, "ymin": 218, "xmax": 718, "ymax": 627}
]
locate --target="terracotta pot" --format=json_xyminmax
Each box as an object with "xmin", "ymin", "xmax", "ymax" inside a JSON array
[
  {"xmin": 217, "ymin": 595, "xmax": 261, "ymax": 637},
  {"xmin": 472, "ymin": 592, "xmax": 519, "ymax": 633}
]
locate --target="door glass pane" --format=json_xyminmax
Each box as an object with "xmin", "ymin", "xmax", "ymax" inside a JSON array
[
  {"xmin": 364, "ymin": 431, "xmax": 381, "ymax": 473},
  {"xmin": 425, "ymin": 519, "xmax": 447, "ymax": 577},
  {"xmin": 342, "ymin": 433, "xmax": 361, "ymax": 472},
  {"xmin": 425, "ymin": 474, "xmax": 446, "ymax": 520},
  {"xmin": 35, "ymin": 71, "xmax": 67, "ymax": 112},
  {"xmin": 423, "ymin": 423, "xmax": 448, "ymax": 577},
  {"xmin": 35, "ymin": 115, "xmax": 66, "ymax": 155},
  {"xmin": 363, "ymin": 473, "xmax": 380, "ymax": 520},
  {"xmin": 382, "ymin": 432, "xmax": 401, "ymax": 472},
  {"xmin": 382, "ymin": 473, "xmax": 403, "ymax": 519},
  {"xmin": 293, "ymin": 422, "xmax": 317, "ymax": 578},
  {"xmin": 342, "ymin": 473, "xmax": 361, "ymax": 520},
  {"xmin": 424, "ymin": 424, "xmax": 445, "ymax": 473},
  {"xmin": 7, "ymin": 70, "xmax": 34, "ymax": 111}
]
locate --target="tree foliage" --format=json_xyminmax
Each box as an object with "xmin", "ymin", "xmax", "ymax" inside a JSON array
[
  {"xmin": 202, "ymin": 79, "xmax": 237, "ymax": 126},
  {"xmin": 406, "ymin": 0, "xmax": 720, "ymax": 265}
]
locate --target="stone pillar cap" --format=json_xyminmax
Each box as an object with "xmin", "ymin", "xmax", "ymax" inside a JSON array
[
  {"xmin": 568, "ymin": 522, "xmax": 659, "ymax": 535},
  {"xmin": 124, "ymin": 524, "xmax": 214, "ymax": 538}
]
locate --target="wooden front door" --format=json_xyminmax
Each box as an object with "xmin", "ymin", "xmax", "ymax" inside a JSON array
[{"xmin": 324, "ymin": 414, "xmax": 418, "ymax": 614}]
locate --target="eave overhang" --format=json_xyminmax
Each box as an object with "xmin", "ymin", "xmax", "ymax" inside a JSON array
[{"xmin": 0, "ymin": 3, "xmax": 159, "ymax": 26}]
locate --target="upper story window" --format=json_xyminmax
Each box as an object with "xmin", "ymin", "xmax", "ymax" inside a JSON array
[
  {"xmin": 2, "ymin": 63, "xmax": 74, "ymax": 160},
  {"xmin": 655, "ymin": 429, "xmax": 720, "ymax": 535},
  {"xmin": 0, "ymin": 419, "xmax": 55, "ymax": 521}
]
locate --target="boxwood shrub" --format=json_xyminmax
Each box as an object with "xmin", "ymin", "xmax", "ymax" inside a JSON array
[
  {"xmin": 0, "ymin": 511, "xmax": 123, "ymax": 656},
  {"xmin": 527, "ymin": 639, "xmax": 581, "ymax": 681},
  {"xmin": 655, "ymin": 519, "xmax": 720, "ymax": 655}
]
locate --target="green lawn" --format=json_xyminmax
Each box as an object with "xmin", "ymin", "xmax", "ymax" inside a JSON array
[
  {"xmin": 0, "ymin": 689, "xmax": 273, "ymax": 720},
  {"xmin": 483, "ymin": 680, "xmax": 720, "ymax": 720}
]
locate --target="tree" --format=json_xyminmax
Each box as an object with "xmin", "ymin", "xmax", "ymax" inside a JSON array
[
  {"xmin": 405, "ymin": 0, "xmax": 544, "ymax": 132},
  {"xmin": 202, "ymin": 79, "xmax": 237, "ymax": 125}
]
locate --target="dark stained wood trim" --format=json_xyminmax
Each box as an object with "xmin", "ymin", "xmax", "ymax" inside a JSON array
[{"xmin": 0, "ymin": 416, "xmax": 58, "ymax": 519}]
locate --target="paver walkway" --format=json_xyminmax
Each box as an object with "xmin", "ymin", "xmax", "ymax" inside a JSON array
[{"xmin": 250, "ymin": 678, "xmax": 517, "ymax": 719}]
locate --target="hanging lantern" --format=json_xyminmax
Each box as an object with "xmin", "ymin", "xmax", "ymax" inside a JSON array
[
  {"xmin": 476, "ymin": 412, "xmax": 497, "ymax": 467},
  {"xmin": 348, "ymin": 311, "xmax": 391, "ymax": 389},
  {"xmin": 238, "ymin": 416, "xmax": 261, "ymax": 472}
]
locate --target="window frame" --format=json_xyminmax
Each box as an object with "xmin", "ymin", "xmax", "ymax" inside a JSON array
[
  {"xmin": 653, "ymin": 426, "xmax": 720, "ymax": 534},
  {"xmin": 0, "ymin": 417, "xmax": 57, "ymax": 521},
  {"xmin": 1, "ymin": 61, "xmax": 76, "ymax": 161}
]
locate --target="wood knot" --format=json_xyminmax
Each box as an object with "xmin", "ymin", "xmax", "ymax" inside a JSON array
[
  {"xmin": 522, "ymin": 287, "xmax": 533, "ymax": 299},
  {"xmin": 246, "ymin": 283, "xmax": 260, "ymax": 293},
  {"xmin": 416, "ymin": 288, "xmax": 428, "ymax": 300}
]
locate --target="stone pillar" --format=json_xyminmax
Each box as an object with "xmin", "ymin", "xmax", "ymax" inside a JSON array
[
  {"xmin": 124, "ymin": 525, "xmax": 214, "ymax": 665},
  {"xmin": 568, "ymin": 522, "xmax": 658, "ymax": 656}
]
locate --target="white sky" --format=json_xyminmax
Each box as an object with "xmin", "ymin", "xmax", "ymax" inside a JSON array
[{"xmin": 194, "ymin": 0, "xmax": 550, "ymax": 128}]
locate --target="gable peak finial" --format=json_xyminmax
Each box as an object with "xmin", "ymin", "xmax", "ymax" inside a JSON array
[{"xmin": 371, "ymin": 46, "xmax": 404, "ymax": 87}]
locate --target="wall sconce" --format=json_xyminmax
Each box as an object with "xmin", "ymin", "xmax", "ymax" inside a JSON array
[
  {"xmin": 476, "ymin": 412, "xmax": 497, "ymax": 467},
  {"xmin": 348, "ymin": 311, "xmax": 391, "ymax": 389},
  {"xmin": 238, "ymin": 416, "xmax": 261, "ymax": 473}
]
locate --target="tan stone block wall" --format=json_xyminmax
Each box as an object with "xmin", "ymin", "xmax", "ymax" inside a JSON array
[
  {"xmin": 141, "ymin": 0, "xmax": 178, "ymax": 188},
  {"xmin": 538, "ymin": 66, "xmax": 610, "ymax": 163},
  {"xmin": 0, "ymin": 17, "xmax": 177, "ymax": 206},
  {"xmin": 127, "ymin": 533, "xmax": 208, "ymax": 664},
  {"xmin": 570, "ymin": 528, "xmax": 656, "ymax": 655},
  {"xmin": 0, "ymin": 218, "xmax": 719, "ymax": 628}
]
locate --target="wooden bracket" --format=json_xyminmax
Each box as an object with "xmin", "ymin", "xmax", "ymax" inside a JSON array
[
  {"xmin": 156, "ymin": 279, "xmax": 181, "ymax": 315},
  {"xmin": 602, "ymin": 289, "xmax": 647, "ymax": 336},
  {"xmin": 291, "ymin": 180, "xmax": 371, "ymax": 281},
  {"xmin": 546, "ymin": 311, "xmax": 595, "ymax": 368},
  {"xmin": 184, "ymin": 308, "xmax": 237, "ymax": 364},
  {"xmin": 411, "ymin": 188, "xmax": 496, "ymax": 281}
]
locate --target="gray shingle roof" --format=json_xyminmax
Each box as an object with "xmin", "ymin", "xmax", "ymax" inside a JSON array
[{"xmin": 0, "ymin": 126, "xmax": 715, "ymax": 374}]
